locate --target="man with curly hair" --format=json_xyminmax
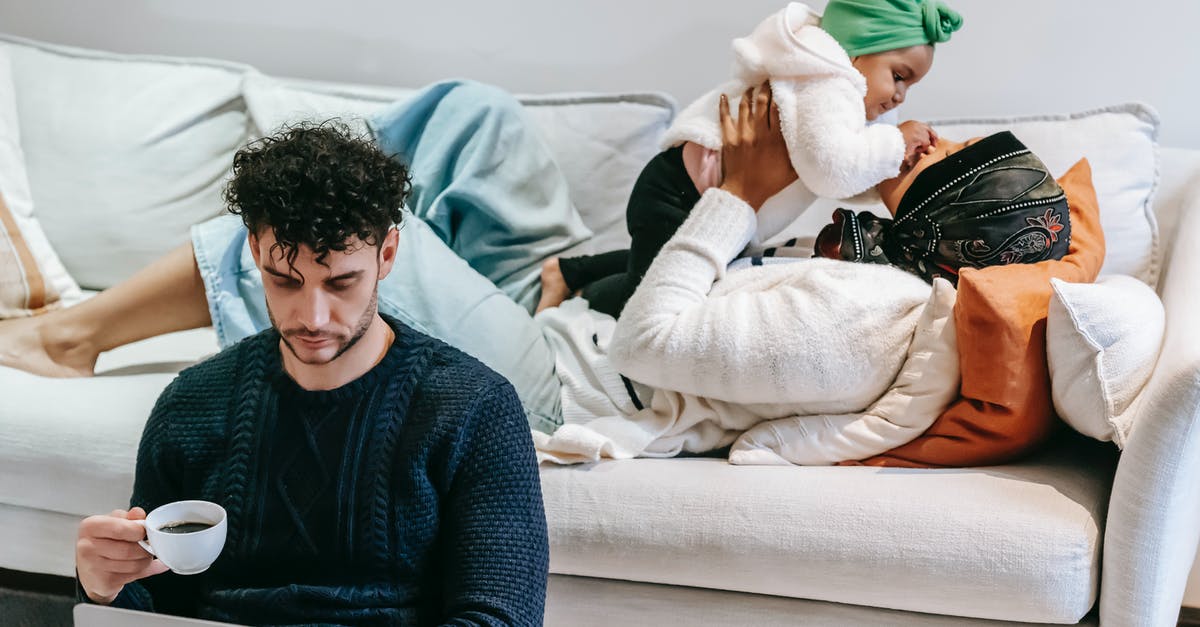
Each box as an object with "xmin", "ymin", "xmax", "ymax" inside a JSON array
[{"xmin": 69, "ymin": 83, "xmax": 554, "ymax": 625}]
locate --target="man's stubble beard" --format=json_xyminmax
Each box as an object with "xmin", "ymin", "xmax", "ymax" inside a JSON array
[{"xmin": 271, "ymin": 288, "xmax": 379, "ymax": 365}]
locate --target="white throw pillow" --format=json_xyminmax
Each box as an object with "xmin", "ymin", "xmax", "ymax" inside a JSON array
[
  {"xmin": 1047, "ymin": 275, "xmax": 1165, "ymax": 448},
  {"xmin": 0, "ymin": 46, "xmax": 80, "ymax": 317},
  {"xmin": 1, "ymin": 35, "xmax": 251, "ymax": 289},
  {"xmin": 728, "ymin": 278, "xmax": 959, "ymax": 466},
  {"xmin": 244, "ymin": 74, "xmax": 675, "ymax": 254}
]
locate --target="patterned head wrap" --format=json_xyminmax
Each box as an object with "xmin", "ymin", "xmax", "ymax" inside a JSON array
[
  {"xmin": 814, "ymin": 131, "xmax": 1071, "ymax": 284},
  {"xmin": 821, "ymin": 0, "xmax": 963, "ymax": 57}
]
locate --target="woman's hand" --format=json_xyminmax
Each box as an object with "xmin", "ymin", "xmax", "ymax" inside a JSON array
[{"xmin": 718, "ymin": 83, "xmax": 798, "ymax": 211}]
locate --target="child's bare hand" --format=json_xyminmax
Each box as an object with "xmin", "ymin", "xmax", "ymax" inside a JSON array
[
  {"xmin": 898, "ymin": 120, "xmax": 937, "ymax": 169},
  {"xmin": 718, "ymin": 82, "xmax": 798, "ymax": 211}
]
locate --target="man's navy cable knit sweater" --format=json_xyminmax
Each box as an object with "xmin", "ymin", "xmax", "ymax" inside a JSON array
[{"xmin": 88, "ymin": 315, "xmax": 549, "ymax": 626}]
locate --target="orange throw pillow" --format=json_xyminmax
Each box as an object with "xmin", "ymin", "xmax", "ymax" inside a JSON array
[{"xmin": 851, "ymin": 158, "xmax": 1106, "ymax": 468}]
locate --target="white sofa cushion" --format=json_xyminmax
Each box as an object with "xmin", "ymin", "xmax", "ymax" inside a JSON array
[
  {"xmin": 1047, "ymin": 275, "xmax": 1165, "ymax": 448},
  {"xmin": 0, "ymin": 45, "xmax": 80, "ymax": 317},
  {"xmin": 243, "ymin": 74, "xmax": 674, "ymax": 254},
  {"xmin": 771, "ymin": 104, "xmax": 1161, "ymax": 292},
  {"xmin": 517, "ymin": 92, "xmax": 673, "ymax": 253},
  {"xmin": 0, "ymin": 35, "xmax": 251, "ymax": 289},
  {"xmin": 542, "ymin": 450, "xmax": 1112, "ymax": 624},
  {"xmin": 243, "ymin": 73, "xmax": 401, "ymax": 138},
  {"xmin": 929, "ymin": 104, "xmax": 1161, "ymax": 284},
  {"xmin": 0, "ymin": 326, "xmax": 219, "ymax": 519}
]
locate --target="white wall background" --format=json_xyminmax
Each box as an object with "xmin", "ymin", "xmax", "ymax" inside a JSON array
[
  {"xmin": 0, "ymin": 0, "xmax": 1198, "ymax": 147},
  {"xmin": 2, "ymin": 0, "xmax": 1198, "ymax": 607}
]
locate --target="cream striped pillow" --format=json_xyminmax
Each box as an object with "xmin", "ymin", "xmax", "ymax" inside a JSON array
[
  {"xmin": 0, "ymin": 193, "xmax": 60, "ymax": 316},
  {"xmin": 0, "ymin": 46, "xmax": 79, "ymax": 318}
]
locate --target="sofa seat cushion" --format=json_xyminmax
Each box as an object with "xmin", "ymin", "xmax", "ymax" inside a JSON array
[
  {"xmin": 541, "ymin": 442, "xmax": 1116, "ymax": 624},
  {"xmin": 3, "ymin": 323, "xmax": 1115, "ymax": 624},
  {"xmin": 0, "ymin": 326, "xmax": 219, "ymax": 517}
]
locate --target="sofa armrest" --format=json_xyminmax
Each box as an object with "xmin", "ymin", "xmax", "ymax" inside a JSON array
[{"xmin": 1100, "ymin": 184, "xmax": 1200, "ymax": 625}]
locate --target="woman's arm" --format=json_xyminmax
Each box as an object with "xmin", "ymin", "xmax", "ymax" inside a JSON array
[
  {"xmin": 610, "ymin": 85, "xmax": 928, "ymax": 405},
  {"xmin": 609, "ymin": 86, "xmax": 806, "ymax": 401},
  {"xmin": 607, "ymin": 186, "xmax": 779, "ymax": 401}
]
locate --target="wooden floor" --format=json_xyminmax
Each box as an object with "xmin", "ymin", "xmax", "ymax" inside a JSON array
[
  {"xmin": 0, "ymin": 567, "xmax": 74, "ymax": 627},
  {"xmin": 1, "ymin": 565, "xmax": 1197, "ymax": 626}
]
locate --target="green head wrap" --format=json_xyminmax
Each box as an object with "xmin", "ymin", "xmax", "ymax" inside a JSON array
[{"xmin": 821, "ymin": 0, "xmax": 963, "ymax": 57}]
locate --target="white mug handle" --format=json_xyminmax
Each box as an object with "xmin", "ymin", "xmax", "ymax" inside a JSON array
[{"xmin": 133, "ymin": 519, "xmax": 156, "ymax": 557}]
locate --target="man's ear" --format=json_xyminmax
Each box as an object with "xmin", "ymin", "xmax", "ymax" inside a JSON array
[
  {"xmin": 248, "ymin": 230, "xmax": 262, "ymax": 266},
  {"xmin": 376, "ymin": 227, "xmax": 400, "ymax": 280}
]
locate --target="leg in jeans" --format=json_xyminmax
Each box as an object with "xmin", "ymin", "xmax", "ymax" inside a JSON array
[
  {"xmin": 0, "ymin": 242, "xmax": 211, "ymax": 377},
  {"xmin": 370, "ymin": 80, "xmax": 592, "ymax": 313}
]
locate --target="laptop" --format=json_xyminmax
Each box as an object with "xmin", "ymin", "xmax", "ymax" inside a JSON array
[{"xmin": 74, "ymin": 604, "xmax": 245, "ymax": 627}]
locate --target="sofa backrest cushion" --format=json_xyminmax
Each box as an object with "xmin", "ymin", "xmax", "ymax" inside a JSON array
[
  {"xmin": 245, "ymin": 74, "xmax": 674, "ymax": 255},
  {"xmin": 928, "ymin": 104, "xmax": 1159, "ymax": 285},
  {"xmin": 1, "ymin": 34, "xmax": 675, "ymax": 290},
  {"xmin": 1, "ymin": 35, "xmax": 252, "ymax": 290},
  {"xmin": 783, "ymin": 104, "xmax": 1161, "ymax": 290}
]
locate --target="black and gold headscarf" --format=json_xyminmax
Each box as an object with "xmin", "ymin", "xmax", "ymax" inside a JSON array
[{"xmin": 815, "ymin": 131, "xmax": 1070, "ymax": 284}]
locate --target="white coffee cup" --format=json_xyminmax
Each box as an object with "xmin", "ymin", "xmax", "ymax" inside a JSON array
[{"xmin": 135, "ymin": 500, "xmax": 227, "ymax": 575}]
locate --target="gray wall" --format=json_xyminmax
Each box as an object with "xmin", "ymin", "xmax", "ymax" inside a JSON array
[
  {"xmin": 1, "ymin": 0, "xmax": 1198, "ymax": 147},
  {"xmin": 2, "ymin": 0, "xmax": 1198, "ymax": 606}
]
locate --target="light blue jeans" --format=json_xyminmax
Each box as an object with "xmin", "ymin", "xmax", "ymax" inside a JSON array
[{"xmin": 191, "ymin": 80, "xmax": 592, "ymax": 433}]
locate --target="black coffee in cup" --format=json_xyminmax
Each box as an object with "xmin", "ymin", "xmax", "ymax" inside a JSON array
[{"xmin": 158, "ymin": 521, "xmax": 215, "ymax": 534}]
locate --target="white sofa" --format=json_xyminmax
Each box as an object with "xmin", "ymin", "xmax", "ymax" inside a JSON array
[{"xmin": 1, "ymin": 34, "xmax": 1199, "ymax": 626}]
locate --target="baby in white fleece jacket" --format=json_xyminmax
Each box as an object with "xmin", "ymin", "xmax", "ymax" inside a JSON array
[{"xmin": 539, "ymin": 0, "xmax": 963, "ymax": 318}]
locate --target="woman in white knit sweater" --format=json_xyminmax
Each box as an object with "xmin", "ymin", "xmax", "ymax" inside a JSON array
[{"xmin": 534, "ymin": 82, "xmax": 1071, "ymax": 465}]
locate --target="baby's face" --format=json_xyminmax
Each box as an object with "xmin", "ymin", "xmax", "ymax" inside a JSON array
[
  {"xmin": 877, "ymin": 136, "xmax": 983, "ymax": 214},
  {"xmin": 852, "ymin": 44, "xmax": 934, "ymax": 121}
]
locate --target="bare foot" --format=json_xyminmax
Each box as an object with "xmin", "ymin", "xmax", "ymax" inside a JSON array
[
  {"xmin": 536, "ymin": 258, "xmax": 572, "ymax": 313},
  {"xmin": 0, "ymin": 314, "xmax": 99, "ymax": 377}
]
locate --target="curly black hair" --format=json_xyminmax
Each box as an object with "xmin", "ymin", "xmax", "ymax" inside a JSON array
[{"xmin": 223, "ymin": 121, "xmax": 411, "ymax": 273}]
